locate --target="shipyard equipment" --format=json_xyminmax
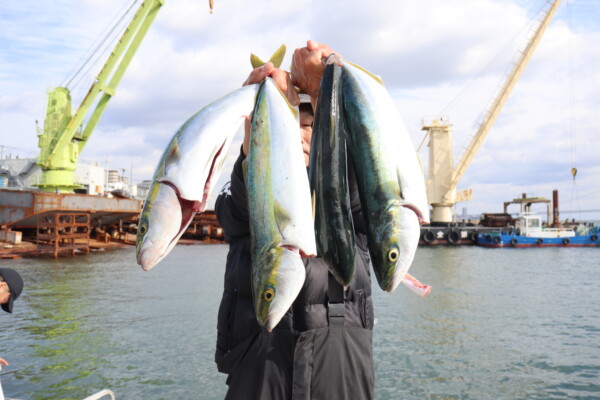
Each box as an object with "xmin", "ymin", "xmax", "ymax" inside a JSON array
[
  {"xmin": 36, "ymin": 0, "xmax": 164, "ymax": 193},
  {"xmin": 421, "ymin": 0, "xmax": 562, "ymax": 224}
]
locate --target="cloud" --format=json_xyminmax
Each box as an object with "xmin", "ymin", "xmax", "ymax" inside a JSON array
[{"xmin": 1, "ymin": 0, "xmax": 599, "ymax": 218}]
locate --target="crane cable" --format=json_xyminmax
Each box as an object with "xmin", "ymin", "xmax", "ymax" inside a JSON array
[
  {"xmin": 438, "ymin": 19, "xmax": 533, "ymax": 119},
  {"xmin": 69, "ymin": 0, "xmax": 138, "ymax": 103},
  {"xmin": 417, "ymin": 9, "xmax": 536, "ymax": 156},
  {"xmin": 62, "ymin": 0, "xmax": 139, "ymax": 95},
  {"xmin": 60, "ymin": 0, "xmax": 130, "ymax": 88},
  {"xmin": 566, "ymin": 0, "xmax": 581, "ymax": 219},
  {"xmin": 436, "ymin": 0, "xmax": 546, "ymax": 162}
]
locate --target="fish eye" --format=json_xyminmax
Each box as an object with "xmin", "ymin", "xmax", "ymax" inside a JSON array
[
  {"xmin": 139, "ymin": 224, "xmax": 147, "ymax": 235},
  {"xmin": 388, "ymin": 249, "xmax": 399, "ymax": 262},
  {"xmin": 263, "ymin": 288, "xmax": 275, "ymax": 302}
]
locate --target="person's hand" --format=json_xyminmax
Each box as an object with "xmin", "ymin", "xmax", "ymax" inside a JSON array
[
  {"xmin": 291, "ymin": 40, "xmax": 341, "ymax": 102},
  {"xmin": 0, "ymin": 357, "xmax": 8, "ymax": 366},
  {"xmin": 243, "ymin": 62, "xmax": 300, "ymax": 106},
  {"xmin": 242, "ymin": 63, "xmax": 300, "ymax": 156}
]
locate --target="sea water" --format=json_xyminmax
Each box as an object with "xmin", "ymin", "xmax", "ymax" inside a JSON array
[{"xmin": 0, "ymin": 245, "xmax": 598, "ymax": 399}]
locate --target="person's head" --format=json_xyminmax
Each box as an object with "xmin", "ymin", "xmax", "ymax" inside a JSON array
[
  {"xmin": 299, "ymin": 94, "xmax": 314, "ymax": 166},
  {"xmin": 0, "ymin": 268, "xmax": 24, "ymax": 313}
]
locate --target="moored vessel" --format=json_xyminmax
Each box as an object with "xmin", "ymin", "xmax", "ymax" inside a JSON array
[{"xmin": 476, "ymin": 213, "xmax": 599, "ymax": 248}]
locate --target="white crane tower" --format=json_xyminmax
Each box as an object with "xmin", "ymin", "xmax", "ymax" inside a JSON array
[{"xmin": 422, "ymin": 0, "xmax": 562, "ymax": 224}]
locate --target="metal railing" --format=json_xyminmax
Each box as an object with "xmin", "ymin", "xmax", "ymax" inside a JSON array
[{"xmin": 82, "ymin": 390, "xmax": 116, "ymax": 400}]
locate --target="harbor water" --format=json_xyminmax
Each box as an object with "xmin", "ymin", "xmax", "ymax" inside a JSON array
[{"xmin": 1, "ymin": 245, "xmax": 599, "ymax": 399}]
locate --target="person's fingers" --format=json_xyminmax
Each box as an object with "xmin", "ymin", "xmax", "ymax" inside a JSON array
[
  {"xmin": 304, "ymin": 48, "xmax": 325, "ymax": 97},
  {"xmin": 291, "ymin": 50, "xmax": 318, "ymax": 97},
  {"xmin": 291, "ymin": 47, "xmax": 309, "ymax": 85},
  {"xmin": 306, "ymin": 39, "xmax": 319, "ymax": 51},
  {"xmin": 270, "ymin": 69, "xmax": 289, "ymax": 91},
  {"xmin": 243, "ymin": 62, "xmax": 275, "ymax": 86},
  {"xmin": 307, "ymin": 40, "xmax": 334, "ymax": 57},
  {"xmin": 307, "ymin": 40, "xmax": 341, "ymax": 64},
  {"xmin": 271, "ymin": 70, "xmax": 300, "ymax": 106}
]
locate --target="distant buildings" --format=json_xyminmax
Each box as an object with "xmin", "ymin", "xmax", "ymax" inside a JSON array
[{"xmin": 0, "ymin": 157, "xmax": 145, "ymax": 199}]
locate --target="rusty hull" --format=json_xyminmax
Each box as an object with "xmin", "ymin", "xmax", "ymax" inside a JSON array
[{"xmin": 0, "ymin": 189, "xmax": 142, "ymax": 228}]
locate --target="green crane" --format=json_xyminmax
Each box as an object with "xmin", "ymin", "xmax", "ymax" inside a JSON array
[{"xmin": 36, "ymin": 0, "xmax": 164, "ymax": 193}]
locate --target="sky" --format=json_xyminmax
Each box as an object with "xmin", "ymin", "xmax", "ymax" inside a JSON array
[{"xmin": 1, "ymin": 0, "xmax": 599, "ymax": 220}]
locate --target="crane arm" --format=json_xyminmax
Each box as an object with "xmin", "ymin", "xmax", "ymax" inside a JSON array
[
  {"xmin": 44, "ymin": 0, "xmax": 164, "ymax": 166},
  {"xmin": 444, "ymin": 0, "xmax": 562, "ymax": 201}
]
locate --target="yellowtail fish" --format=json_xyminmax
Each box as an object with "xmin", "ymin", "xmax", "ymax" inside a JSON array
[
  {"xmin": 341, "ymin": 62, "xmax": 430, "ymax": 293},
  {"xmin": 245, "ymin": 78, "xmax": 316, "ymax": 331},
  {"xmin": 136, "ymin": 84, "xmax": 259, "ymax": 270}
]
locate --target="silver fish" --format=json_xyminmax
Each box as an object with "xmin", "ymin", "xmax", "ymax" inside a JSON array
[{"xmin": 137, "ymin": 84, "xmax": 259, "ymax": 270}]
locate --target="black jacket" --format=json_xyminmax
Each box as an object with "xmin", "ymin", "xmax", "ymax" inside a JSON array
[{"xmin": 215, "ymin": 149, "xmax": 375, "ymax": 399}]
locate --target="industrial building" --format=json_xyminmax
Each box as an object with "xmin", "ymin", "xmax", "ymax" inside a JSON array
[{"xmin": 0, "ymin": 157, "xmax": 139, "ymax": 198}]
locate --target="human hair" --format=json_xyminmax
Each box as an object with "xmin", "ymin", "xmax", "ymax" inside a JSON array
[{"xmin": 299, "ymin": 102, "xmax": 313, "ymax": 115}]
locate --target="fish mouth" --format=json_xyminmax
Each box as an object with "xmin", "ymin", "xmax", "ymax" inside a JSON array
[
  {"xmin": 137, "ymin": 182, "xmax": 201, "ymax": 271},
  {"xmin": 149, "ymin": 137, "xmax": 224, "ymax": 253},
  {"xmin": 158, "ymin": 180, "xmax": 203, "ymax": 229},
  {"xmin": 138, "ymin": 230, "xmax": 180, "ymax": 271},
  {"xmin": 379, "ymin": 203, "xmax": 421, "ymax": 293},
  {"xmin": 263, "ymin": 317, "xmax": 278, "ymax": 333},
  {"xmin": 137, "ymin": 237, "xmax": 160, "ymax": 271}
]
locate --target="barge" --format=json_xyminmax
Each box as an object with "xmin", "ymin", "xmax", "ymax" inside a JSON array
[{"xmin": 476, "ymin": 213, "xmax": 600, "ymax": 248}]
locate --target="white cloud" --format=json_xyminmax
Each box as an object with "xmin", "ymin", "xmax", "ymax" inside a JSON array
[{"xmin": 1, "ymin": 0, "xmax": 599, "ymax": 218}]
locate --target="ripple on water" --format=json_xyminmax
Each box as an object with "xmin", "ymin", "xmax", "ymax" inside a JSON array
[{"xmin": 1, "ymin": 245, "xmax": 599, "ymax": 399}]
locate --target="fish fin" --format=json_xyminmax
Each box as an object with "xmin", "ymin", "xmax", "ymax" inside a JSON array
[
  {"xmin": 250, "ymin": 44, "xmax": 286, "ymax": 69},
  {"xmin": 162, "ymin": 136, "xmax": 180, "ymax": 173},
  {"xmin": 396, "ymin": 165, "xmax": 405, "ymax": 200},
  {"xmin": 274, "ymin": 200, "xmax": 292, "ymax": 235},
  {"xmin": 345, "ymin": 61, "xmax": 385, "ymax": 86},
  {"xmin": 250, "ymin": 53, "xmax": 265, "ymax": 69},
  {"xmin": 276, "ymin": 196, "xmax": 317, "ymax": 258},
  {"xmin": 268, "ymin": 44, "xmax": 286, "ymax": 68},
  {"xmin": 311, "ymin": 190, "xmax": 316, "ymax": 221},
  {"xmin": 242, "ymin": 159, "xmax": 248, "ymax": 183}
]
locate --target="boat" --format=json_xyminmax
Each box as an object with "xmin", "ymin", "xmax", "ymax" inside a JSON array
[{"xmin": 476, "ymin": 213, "xmax": 600, "ymax": 248}]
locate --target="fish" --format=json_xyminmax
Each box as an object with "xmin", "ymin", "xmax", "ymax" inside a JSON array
[
  {"xmin": 136, "ymin": 84, "xmax": 260, "ymax": 270},
  {"xmin": 309, "ymin": 56, "xmax": 356, "ymax": 287},
  {"xmin": 250, "ymin": 44, "xmax": 287, "ymax": 69},
  {"xmin": 245, "ymin": 77, "xmax": 316, "ymax": 331},
  {"xmin": 341, "ymin": 62, "xmax": 430, "ymax": 293}
]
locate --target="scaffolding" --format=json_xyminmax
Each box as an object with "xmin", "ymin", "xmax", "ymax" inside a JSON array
[{"xmin": 37, "ymin": 213, "xmax": 91, "ymax": 258}]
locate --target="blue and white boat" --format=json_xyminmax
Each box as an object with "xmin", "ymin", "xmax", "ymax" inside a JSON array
[{"xmin": 477, "ymin": 213, "xmax": 600, "ymax": 248}]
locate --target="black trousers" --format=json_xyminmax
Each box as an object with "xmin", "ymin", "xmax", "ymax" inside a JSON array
[{"xmin": 218, "ymin": 320, "xmax": 374, "ymax": 400}]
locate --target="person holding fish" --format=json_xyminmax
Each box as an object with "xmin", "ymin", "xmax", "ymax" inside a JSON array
[{"xmin": 214, "ymin": 40, "xmax": 376, "ymax": 399}]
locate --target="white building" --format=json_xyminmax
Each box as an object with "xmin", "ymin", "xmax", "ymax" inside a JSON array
[
  {"xmin": 0, "ymin": 158, "xmax": 138, "ymax": 195},
  {"xmin": 0, "ymin": 156, "xmax": 153, "ymax": 198},
  {"xmin": 75, "ymin": 162, "xmax": 106, "ymax": 194}
]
